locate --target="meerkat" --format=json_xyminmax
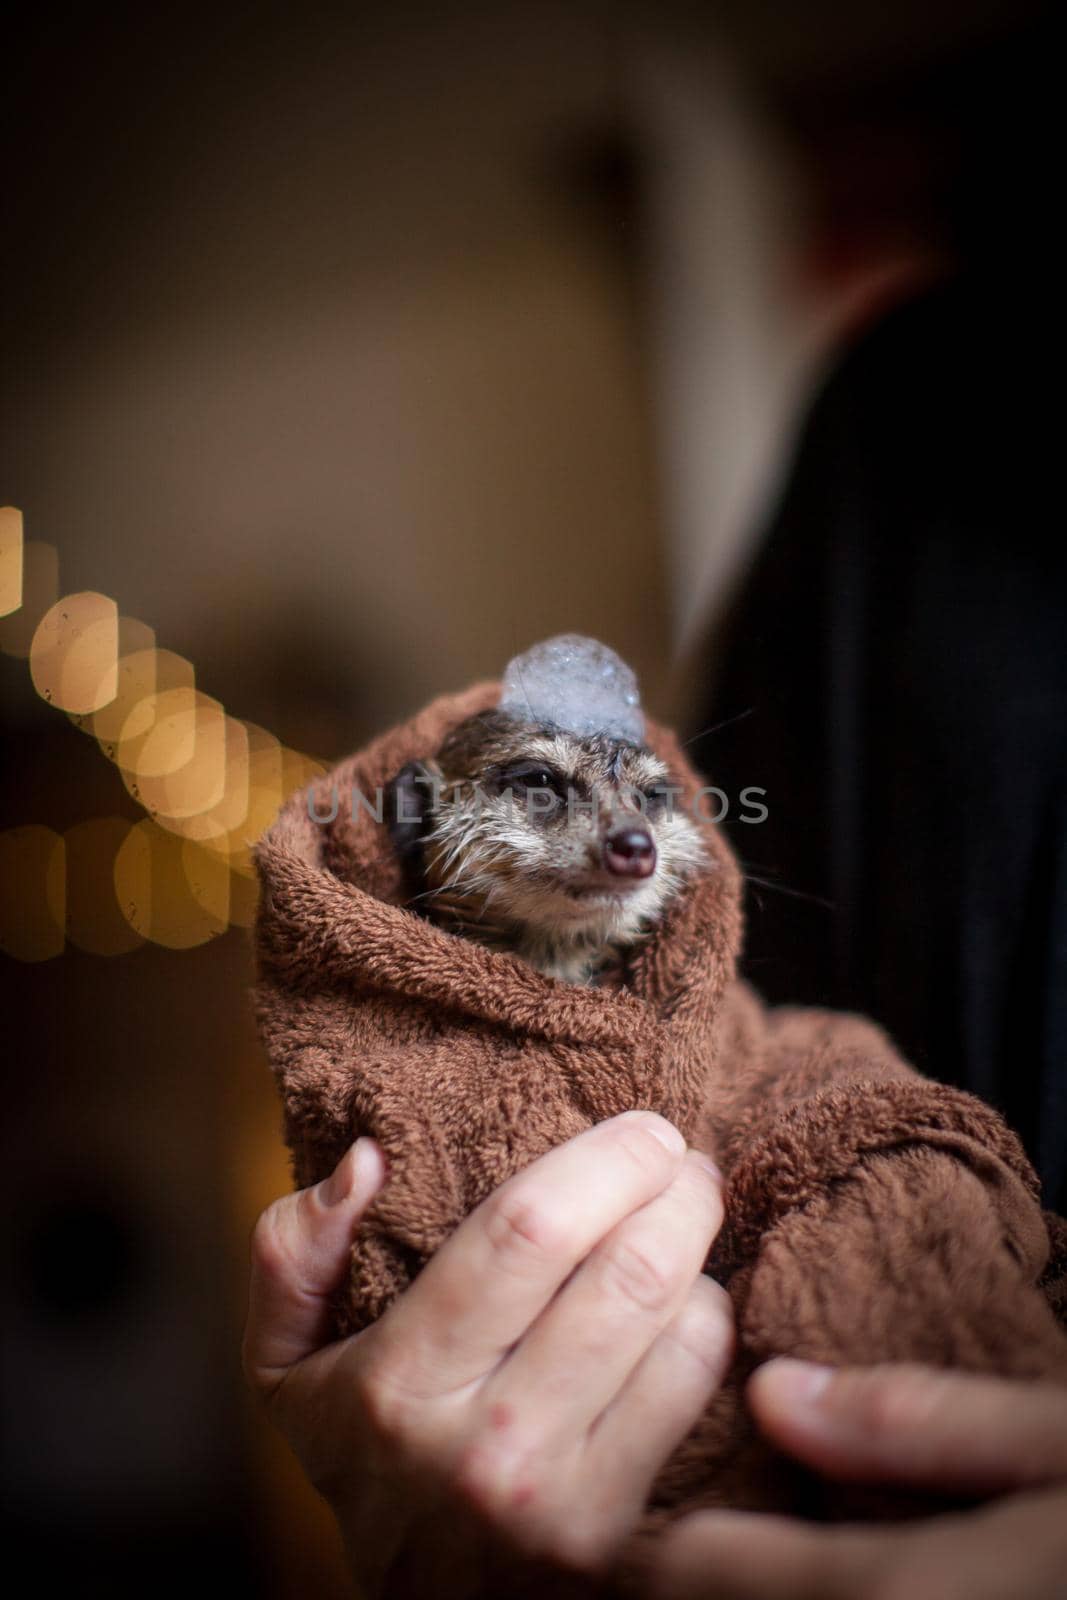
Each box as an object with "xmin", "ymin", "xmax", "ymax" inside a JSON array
[{"xmin": 386, "ymin": 709, "xmax": 706, "ymax": 985}]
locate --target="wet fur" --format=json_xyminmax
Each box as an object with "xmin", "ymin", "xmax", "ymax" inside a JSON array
[{"xmin": 388, "ymin": 711, "xmax": 706, "ymax": 984}]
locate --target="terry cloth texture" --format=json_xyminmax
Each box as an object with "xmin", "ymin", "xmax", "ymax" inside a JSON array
[{"xmin": 254, "ymin": 682, "xmax": 1067, "ymax": 1536}]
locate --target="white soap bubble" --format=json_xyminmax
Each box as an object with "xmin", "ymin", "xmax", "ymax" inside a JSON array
[{"xmin": 498, "ymin": 634, "xmax": 646, "ymax": 745}]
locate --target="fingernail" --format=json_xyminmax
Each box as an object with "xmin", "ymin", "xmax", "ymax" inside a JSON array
[
  {"xmin": 760, "ymin": 1357, "xmax": 834, "ymax": 1407},
  {"xmin": 689, "ymin": 1148, "xmax": 723, "ymax": 1182},
  {"xmin": 320, "ymin": 1139, "xmax": 366, "ymax": 1206},
  {"xmin": 641, "ymin": 1115, "xmax": 687, "ymax": 1155}
]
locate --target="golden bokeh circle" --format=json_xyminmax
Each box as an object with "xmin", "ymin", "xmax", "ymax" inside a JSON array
[
  {"xmin": 125, "ymin": 693, "xmax": 228, "ymax": 818},
  {"xmin": 30, "ymin": 592, "xmax": 119, "ymax": 713},
  {"xmin": 107, "ymin": 648, "xmax": 195, "ymax": 766},
  {"xmin": 114, "ymin": 818, "xmax": 230, "ymax": 949},
  {"xmin": 64, "ymin": 818, "xmax": 145, "ymax": 956}
]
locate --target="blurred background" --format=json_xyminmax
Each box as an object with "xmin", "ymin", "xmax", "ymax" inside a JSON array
[{"xmin": 0, "ymin": 1, "xmax": 1054, "ymax": 1593}]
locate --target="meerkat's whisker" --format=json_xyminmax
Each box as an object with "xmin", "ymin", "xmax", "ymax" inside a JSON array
[{"xmin": 386, "ymin": 709, "xmax": 706, "ymax": 986}]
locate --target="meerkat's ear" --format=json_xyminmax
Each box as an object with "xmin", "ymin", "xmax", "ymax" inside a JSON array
[{"xmin": 384, "ymin": 759, "xmax": 440, "ymax": 862}]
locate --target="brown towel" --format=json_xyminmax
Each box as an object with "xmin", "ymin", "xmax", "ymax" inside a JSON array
[{"xmin": 254, "ymin": 682, "xmax": 1067, "ymax": 1530}]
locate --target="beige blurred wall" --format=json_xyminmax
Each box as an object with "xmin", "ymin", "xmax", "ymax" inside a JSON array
[{"xmin": 3, "ymin": 2, "xmax": 674, "ymax": 753}]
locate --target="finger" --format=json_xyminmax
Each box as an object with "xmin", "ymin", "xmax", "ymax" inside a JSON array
[
  {"xmin": 365, "ymin": 1111, "xmax": 688, "ymax": 1394},
  {"xmin": 652, "ymin": 1489, "xmax": 1067, "ymax": 1600},
  {"xmin": 485, "ymin": 1151, "xmax": 724, "ymax": 1448},
  {"xmin": 901, "ymin": 1487, "xmax": 1067, "ymax": 1600},
  {"xmin": 649, "ymin": 1509, "xmax": 893, "ymax": 1600},
  {"xmin": 587, "ymin": 1273, "xmax": 734, "ymax": 1517},
  {"xmin": 748, "ymin": 1359, "xmax": 1067, "ymax": 1494},
  {"xmin": 243, "ymin": 1137, "xmax": 388, "ymax": 1393},
  {"xmin": 429, "ymin": 1274, "xmax": 733, "ymax": 1579}
]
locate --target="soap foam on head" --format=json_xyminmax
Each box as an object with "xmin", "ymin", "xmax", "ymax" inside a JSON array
[{"xmin": 498, "ymin": 634, "xmax": 645, "ymax": 746}]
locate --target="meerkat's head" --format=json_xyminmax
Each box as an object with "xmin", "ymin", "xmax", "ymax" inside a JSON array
[
  {"xmin": 387, "ymin": 709, "xmax": 705, "ymax": 976},
  {"xmin": 384, "ymin": 635, "xmax": 706, "ymax": 980}
]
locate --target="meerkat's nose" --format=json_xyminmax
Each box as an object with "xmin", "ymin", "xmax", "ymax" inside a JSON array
[{"xmin": 604, "ymin": 827, "xmax": 656, "ymax": 879}]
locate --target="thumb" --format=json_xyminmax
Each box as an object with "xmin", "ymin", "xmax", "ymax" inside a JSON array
[
  {"xmin": 748, "ymin": 1358, "xmax": 1067, "ymax": 1494},
  {"xmin": 243, "ymin": 1138, "xmax": 387, "ymax": 1393}
]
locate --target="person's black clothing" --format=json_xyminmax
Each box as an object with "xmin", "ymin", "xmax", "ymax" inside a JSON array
[{"xmin": 694, "ymin": 279, "xmax": 1067, "ymax": 1213}]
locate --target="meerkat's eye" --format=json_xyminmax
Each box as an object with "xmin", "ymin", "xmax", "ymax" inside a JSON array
[
  {"xmin": 492, "ymin": 762, "xmax": 568, "ymax": 815},
  {"xmin": 640, "ymin": 784, "xmax": 671, "ymax": 815},
  {"xmin": 499, "ymin": 762, "xmax": 565, "ymax": 794}
]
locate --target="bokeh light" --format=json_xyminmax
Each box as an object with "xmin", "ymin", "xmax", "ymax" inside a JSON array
[
  {"xmin": 117, "ymin": 682, "xmax": 201, "ymax": 783},
  {"xmin": 218, "ymin": 724, "xmax": 286, "ymax": 874},
  {"xmin": 64, "ymin": 817, "xmax": 145, "ymax": 956},
  {"xmin": 0, "ymin": 540, "xmax": 60, "ymax": 658},
  {"xmin": 71, "ymin": 618, "xmax": 157, "ymax": 748},
  {"xmin": 180, "ymin": 830, "xmax": 233, "ymax": 927},
  {"xmin": 0, "ymin": 825, "xmax": 66, "ymax": 961},
  {"xmin": 2, "ymin": 509, "xmax": 324, "ymax": 955},
  {"xmin": 114, "ymin": 819, "xmax": 230, "ymax": 949},
  {"xmin": 124, "ymin": 693, "xmax": 227, "ymax": 819},
  {"xmin": 158, "ymin": 716, "xmax": 251, "ymax": 845},
  {"xmin": 30, "ymin": 592, "xmax": 120, "ymax": 713},
  {"xmin": 0, "ymin": 506, "xmax": 23, "ymax": 617},
  {"xmin": 227, "ymin": 863, "xmax": 260, "ymax": 929}
]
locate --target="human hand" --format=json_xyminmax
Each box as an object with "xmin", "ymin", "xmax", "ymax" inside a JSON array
[
  {"xmin": 243, "ymin": 1112, "xmax": 733, "ymax": 1597},
  {"xmin": 650, "ymin": 1358, "xmax": 1067, "ymax": 1600}
]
